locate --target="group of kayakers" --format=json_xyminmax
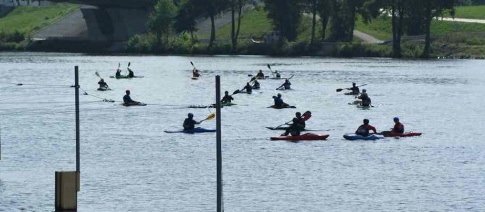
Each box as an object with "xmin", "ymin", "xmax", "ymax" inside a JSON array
[
  {"xmin": 345, "ymin": 82, "xmax": 372, "ymax": 107},
  {"xmin": 355, "ymin": 117, "xmax": 404, "ymax": 137}
]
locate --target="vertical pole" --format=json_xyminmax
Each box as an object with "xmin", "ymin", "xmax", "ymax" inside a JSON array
[
  {"xmin": 215, "ymin": 76, "xmax": 222, "ymax": 212},
  {"xmin": 74, "ymin": 66, "xmax": 80, "ymax": 192},
  {"xmin": 0, "ymin": 124, "xmax": 2, "ymax": 160}
]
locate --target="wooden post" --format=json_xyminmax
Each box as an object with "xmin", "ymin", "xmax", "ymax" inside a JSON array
[
  {"xmin": 215, "ymin": 76, "xmax": 222, "ymax": 212},
  {"xmin": 55, "ymin": 171, "xmax": 77, "ymax": 211},
  {"xmin": 74, "ymin": 66, "xmax": 80, "ymax": 192}
]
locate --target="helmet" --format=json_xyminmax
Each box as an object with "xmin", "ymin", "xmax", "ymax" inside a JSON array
[
  {"xmin": 304, "ymin": 111, "xmax": 311, "ymax": 115},
  {"xmin": 362, "ymin": 89, "xmax": 367, "ymax": 92},
  {"xmin": 225, "ymin": 91, "xmax": 229, "ymax": 94},
  {"xmin": 296, "ymin": 112, "xmax": 301, "ymax": 117},
  {"xmin": 277, "ymin": 93, "xmax": 281, "ymax": 97},
  {"xmin": 352, "ymin": 82, "xmax": 356, "ymax": 85},
  {"xmin": 188, "ymin": 113, "xmax": 193, "ymax": 117},
  {"xmin": 126, "ymin": 90, "xmax": 130, "ymax": 94},
  {"xmin": 393, "ymin": 117, "xmax": 399, "ymax": 121},
  {"xmin": 363, "ymin": 119, "xmax": 369, "ymax": 124}
]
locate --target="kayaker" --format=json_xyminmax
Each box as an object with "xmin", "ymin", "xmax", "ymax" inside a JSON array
[
  {"xmin": 277, "ymin": 79, "xmax": 291, "ymax": 90},
  {"xmin": 274, "ymin": 70, "xmax": 281, "ymax": 78},
  {"xmin": 183, "ymin": 113, "xmax": 201, "ymax": 130},
  {"xmin": 242, "ymin": 82, "xmax": 253, "ymax": 94},
  {"xmin": 123, "ymin": 90, "xmax": 140, "ymax": 106},
  {"xmin": 357, "ymin": 89, "xmax": 371, "ymax": 106},
  {"xmin": 127, "ymin": 67, "xmax": 134, "ymax": 78},
  {"xmin": 348, "ymin": 82, "xmax": 360, "ymax": 95},
  {"xmin": 193, "ymin": 68, "xmax": 200, "ymax": 77},
  {"xmin": 98, "ymin": 78, "xmax": 108, "ymax": 89},
  {"xmin": 252, "ymin": 79, "xmax": 261, "ymax": 89},
  {"xmin": 256, "ymin": 70, "xmax": 265, "ymax": 79},
  {"xmin": 355, "ymin": 119, "xmax": 377, "ymax": 137},
  {"xmin": 115, "ymin": 68, "xmax": 122, "ymax": 78},
  {"xmin": 221, "ymin": 91, "xmax": 234, "ymax": 103},
  {"xmin": 280, "ymin": 118, "xmax": 302, "ymax": 136},
  {"xmin": 390, "ymin": 117, "xmax": 404, "ymax": 133},
  {"xmin": 272, "ymin": 93, "xmax": 288, "ymax": 108}
]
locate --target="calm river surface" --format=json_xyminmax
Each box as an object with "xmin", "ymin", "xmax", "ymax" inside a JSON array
[{"xmin": 0, "ymin": 52, "xmax": 484, "ymax": 212}]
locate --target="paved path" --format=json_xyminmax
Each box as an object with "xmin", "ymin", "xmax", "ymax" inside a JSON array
[
  {"xmin": 440, "ymin": 17, "xmax": 485, "ymax": 24},
  {"xmin": 353, "ymin": 30, "xmax": 384, "ymax": 43}
]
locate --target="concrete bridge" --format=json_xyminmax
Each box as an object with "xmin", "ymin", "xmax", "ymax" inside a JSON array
[{"xmin": 31, "ymin": 1, "xmax": 159, "ymax": 51}]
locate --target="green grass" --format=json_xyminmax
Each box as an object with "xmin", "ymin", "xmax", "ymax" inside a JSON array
[
  {"xmin": 0, "ymin": 3, "xmax": 80, "ymax": 34},
  {"xmin": 214, "ymin": 7, "xmax": 273, "ymax": 40},
  {"xmin": 355, "ymin": 15, "xmax": 485, "ymax": 41},
  {"xmin": 447, "ymin": 6, "xmax": 485, "ymax": 19}
]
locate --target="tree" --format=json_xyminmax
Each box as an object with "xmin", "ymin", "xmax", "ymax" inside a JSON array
[
  {"xmin": 329, "ymin": 0, "xmax": 364, "ymax": 42},
  {"xmin": 231, "ymin": 0, "xmax": 245, "ymax": 51},
  {"xmin": 317, "ymin": 0, "xmax": 332, "ymax": 41},
  {"xmin": 174, "ymin": 0, "xmax": 198, "ymax": 39},
  {"xmin": 420, "ymin": 0, "xmax": 455, "ymax": 58},
  {"xmin": 148, "ymin": 0, "xmax": 177, "ymax": 46},
  {"xmin": 190, "ymin": 0, "xmax": 229, "ymax": 48},
  {"xmin": 263, "ymin": 0, "xmax": 304, "ymax": 41}
]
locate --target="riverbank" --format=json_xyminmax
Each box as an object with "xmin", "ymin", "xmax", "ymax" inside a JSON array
[{"xmin": 1, "ymin": 4, "xmax": 484, "ymax": 59}]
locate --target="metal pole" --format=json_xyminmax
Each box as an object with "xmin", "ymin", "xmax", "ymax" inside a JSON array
[
  {"xmin": 74, "ymin": 66, "xmax": 80, "ymax": 191},
  {"xmin": 215, "ymin": 76, "xmax": 222, "ymax": 212}
]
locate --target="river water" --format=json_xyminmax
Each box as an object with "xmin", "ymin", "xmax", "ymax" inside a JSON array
[{"xmin": 0, "ymin": 52, "xmax": 484, "ymax": 212}]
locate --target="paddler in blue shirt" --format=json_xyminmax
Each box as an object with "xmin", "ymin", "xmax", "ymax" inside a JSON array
[
  {"xmin": 272, "ymin": 93, "xmax": 289, "ymax": 108},
  {"xmin": 183, "ymin": 113, "xmax": 201, "ymax": 130}
]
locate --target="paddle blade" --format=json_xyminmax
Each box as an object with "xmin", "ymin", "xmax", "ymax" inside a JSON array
[
  {"xmin": 336, "ymin": 88, "xmax": 343, "ymax": 92},
  {"xmin": 128, "ymin": 62, "xmax": 131, "ymax": 67},
  {"xmin": 95, "ymin": 71, "xmax": 101, "ymax": 78},
  {"xmin": 118, "ymin": 63, "xmax": 120, "ymax": 68},
  {"xmin": 233, "ymin": 90, "xmax": 240, "ymax": 95},
  {"xmin": 267, "ymin": 64, "xmax": 271, "ymax": 70},
  {"xmin": 205, "ymin": 113, "xmax": 216, "ymax": 120}
]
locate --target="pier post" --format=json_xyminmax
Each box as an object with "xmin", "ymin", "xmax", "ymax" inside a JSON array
[
  {"xmin": 215, "ymin": 76, "xmax": 222, "ymax": 212},
  {"xmin": 74, "ymin": 66, "xmax": 81, "ymax": 192}
]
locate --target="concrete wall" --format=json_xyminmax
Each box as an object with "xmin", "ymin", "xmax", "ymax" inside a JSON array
[{"xmin": 81, "ymin": 7, "xmax": 148, "ymax": 42}]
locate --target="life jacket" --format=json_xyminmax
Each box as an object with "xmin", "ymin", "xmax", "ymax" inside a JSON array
[{"xmin": 356, "ymin": 125, "xmax": 369, "ymax": 136}]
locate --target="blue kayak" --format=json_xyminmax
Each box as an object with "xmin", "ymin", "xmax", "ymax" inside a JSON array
[
  {"xmin": 343, "ymin": 133, "xmax": 384, "ymax": 140},
  {"xmin": 164, "ymin": 127, "xmax": 216, "ymax": 134}
]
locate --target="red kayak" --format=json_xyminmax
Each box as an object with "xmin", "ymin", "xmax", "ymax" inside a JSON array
[
  {"xmin": 382, "ymin": 132, "xmax": 422, "ymax": 137},
  {"xmin": 270, "ymin": 133, "xmax": 329, "ymax": 141}
]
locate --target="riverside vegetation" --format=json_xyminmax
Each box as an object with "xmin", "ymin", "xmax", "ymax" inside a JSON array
[{"xmin": 0, "ymin": 1, "xmax": 484, "ymax": 59}]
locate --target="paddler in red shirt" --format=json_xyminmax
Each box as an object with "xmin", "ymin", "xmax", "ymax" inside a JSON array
[{"xmin": 355, "ymin": 119, "xmax": 377, "ymax": 136}]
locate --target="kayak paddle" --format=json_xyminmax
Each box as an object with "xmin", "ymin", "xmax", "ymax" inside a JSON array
[
  {"xmin": 267, "ymin": 64, "xmax": 276, "ymax": 77},
  {"xmin": 95, "ymin": 71, "xmax": 101, "ymax": 79},
  {"xmin": 190, "ymin": 61, "xmax": 196, "ymax": 69},
  {"xmin": 200, "ymin": 113, "xmax": 216, "ymax": 122}
]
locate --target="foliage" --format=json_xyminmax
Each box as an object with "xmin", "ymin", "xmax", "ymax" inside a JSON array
[
  {"xmin": 263, "ymin": 0, "xmax": 304, "ymax": 41},
  {"xmin": 148, "ymin": 0, "xmax": 177, "ymax": 42},
  {"xmin": 445, "ymin": 5, "xmax": 485, "ymax": 19}
]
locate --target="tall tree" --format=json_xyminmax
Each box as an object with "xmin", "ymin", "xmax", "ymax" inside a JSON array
[
  {"xmin": 263, "ymin": 0, "xmax": 304, "ymax": 41},
  {"xmin": 329, "ymin": 0, "xmax": 363, "ymax": 42},
  {"xmin": 174, "ymin": 0, "xmax": 198, "ymax": 39},
  {"xmin": 190, "ymin": 0, "xmax": 229, "ymax": 48},
  {"xmin": 421, "ymin": 0, "xmax": 455, "ymax": 58},
  {"xmin": 317, "ymin": 0, "xmax": 332, "ymax": 41},
  {"xmin": 148, "ymin": 0, "xmax": 177, "ymax": 45},
  {"xmin": 231, "ymin": 0, "xmax": 245, "ymax": 51}
]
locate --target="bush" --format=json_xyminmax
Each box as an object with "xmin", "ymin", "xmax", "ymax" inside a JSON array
[{"xmin": 0, "ymin": 31, "xmax": 25, "ymax": 43}]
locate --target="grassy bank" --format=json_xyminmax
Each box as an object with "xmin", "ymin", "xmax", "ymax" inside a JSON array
[
  {"xmin": 0, "ymin": 3, "xmax": 80, "ymax": 50},
  {"xmin": 448, "ymin": 5, "xmax": 485, "ymax": 19},
  {"xmin": 355, "ymin": 16, "xmax": 485, "ymax": 41}
]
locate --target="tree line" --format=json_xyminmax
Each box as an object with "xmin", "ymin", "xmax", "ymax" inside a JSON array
[{"xmin": 147, "ymin": 0, "xmax": 460, "ymax": 58}]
